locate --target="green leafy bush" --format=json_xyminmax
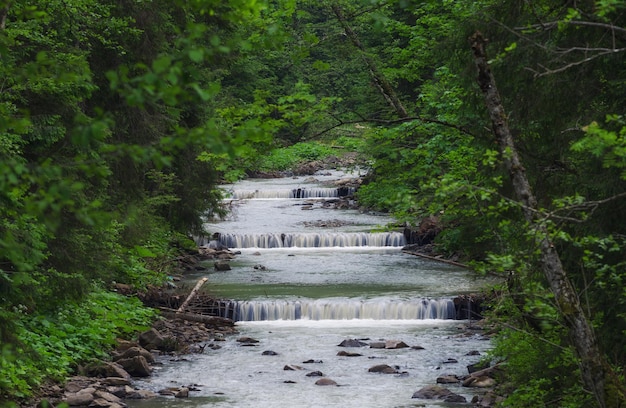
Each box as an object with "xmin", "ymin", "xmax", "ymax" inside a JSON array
[
  {"xmin": 258, "ymin": 142, "xmax": 335, "ymax": 172},
  {"xmin": 0, "ymin": 290, "xmax": 156, "ymax": 402}
]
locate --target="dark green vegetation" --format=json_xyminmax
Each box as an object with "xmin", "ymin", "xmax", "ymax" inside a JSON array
[{"xmin": 1, "ymin": 0, "xmax": 625, "ymax": 406}]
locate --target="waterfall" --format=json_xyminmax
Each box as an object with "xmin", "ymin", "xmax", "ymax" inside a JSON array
[
  {"xmin": 218, "ymin": 231, "xmax": 406, "ymax": 248},
  {"xmin": 228, "ymin": 187, "xmax": 357, "ymax": 200},
  {"xmin": 215, "ymin": 298, "xmax": 456, "ymax": 321}
]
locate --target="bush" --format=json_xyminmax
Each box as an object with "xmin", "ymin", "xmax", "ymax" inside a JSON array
[{"xmin": 259, "ymin": 141, "xmax": 335, "ymax": 172}]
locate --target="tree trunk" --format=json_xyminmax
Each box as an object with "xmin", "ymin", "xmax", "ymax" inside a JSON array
[
  {"xmin": 470, "ymin": 30, "xmax": 625, "ymax": 408},
  {"xmin": 331, "ymin": 5, "xmax": 409, "ymax": 118},
  {"xmin": 176, "ymin": 277, "xmax": 208, "ymax": 313}
]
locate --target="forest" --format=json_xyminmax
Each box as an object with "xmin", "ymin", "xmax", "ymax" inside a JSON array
[{"xmin": 1, "ymin": 0, "xmax": 625, "ymax": 406}]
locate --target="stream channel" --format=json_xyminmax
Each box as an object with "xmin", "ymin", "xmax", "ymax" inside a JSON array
[{"xmin": 130, "ymin": 169, "xmax": 495, "ymax": 408}]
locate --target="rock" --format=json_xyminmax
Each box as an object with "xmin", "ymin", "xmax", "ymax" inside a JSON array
[
  {"xmin": 337, "ymin": 338, "xmax": 368, "ymax": 347},
  {"xmin": 302, "ymin": 359, "xmax": 322, "ymax": 364},
  {"xmin": 385, "ymin": 340, "xmax": 409, "ymax": 349},
  {"xmin": 94, "ymin": 391, "xmax": 122, "ymax": 404},
  {"xmin": 66, "ymin": 392, "xmax": 95, "ymax": 406},
  {"xmin": 466, "ymin": 350, "xmax": 481, "ymax": 356},
  {"xmin": 306, "ymin": 371, "xmax": 324, "ymax": 377},
  {"xmin": 315, "ymin": 378, "xmax": 337, "ymax": 386},
  {"xmin": 237, "ymin": 336, "xmax": 259, "ymax": 344},
  {"xmin": 412, "ymin": 385, "xmax": 466, "ymax": 403},
  {"xmin": 368, "ymin": 364, "xmax": 398, "ymax": 374},
  {"xmin": 443, "ymin": 358, "xmax": 458, "ymax": 364},
  {"xmin": 84, "ymin": 362, "xmax": 131, "ymax": 381},
  {"xmin": 369, "ymin": 341, "xmax": 386, "ymax": 349},
  {"xmin": 411, "ymin": 345, "xmax": 425, "ymax": 350},
  {"xmin": 214, "ymin": 261, "xmax": 231, "ymax": 271},
  {"xmin": 253, "ymin": 264, "xmax": 267, "ymax": 270},
  {"xmin": 102, "ymin": 377, "xmax": 131, "ymax": 386},
  {"xmin": 437, "ymin": 375, "xmax": 460, "ymax": 384},
  {"xmin": 283, "ymin": 365, "xmax": 305, "ymax": 371},
  {"xmin": 116, "ymin": 356, "xmax": 151, "ymax": 377},
  {"xmin": 113, "ymin": 346, "xmax": 155, "ymax": 364},
  {"xmin": 463, "ymin": 375, "xmax": 496, "ymax": 388},
  {"xmin": 262, "ymin": 350, "xmax": 278, "ymax": 356},
  {"xmin": 138, "ymin": 328, "xmax": 165, "ymax": 350},
  {"xmin": 175, "ymin": 387, "xmax": 189, "ymax": 398},
  {"xmin": 336, "ymin": 351, "xmax": 362, "ymax": 357},
  {"xmin": 467, "ymin": 361, "xmax": 490, "ymax": 373}
]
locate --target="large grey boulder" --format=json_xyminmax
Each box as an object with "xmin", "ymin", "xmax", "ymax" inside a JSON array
[{"xmin": 412, "ymin": 385, "xmax": 467, "ymax": 403}]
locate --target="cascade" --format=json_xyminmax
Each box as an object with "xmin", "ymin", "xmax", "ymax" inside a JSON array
[
  {"xmin": 227, "ymin": 186, "xmax": 357, "ymax": 200},
  {"xmin": 214, "ymin": 298, "xmax": 457, "ymax": 321},
  {"xmin": 218, "ymin": 231, "xmax": 406, "ymax": 248}
]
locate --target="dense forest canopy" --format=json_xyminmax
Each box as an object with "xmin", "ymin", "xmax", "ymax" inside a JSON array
[{"xmin": 1, "ymin": 0, "xmax": 625, "ymax": 406}]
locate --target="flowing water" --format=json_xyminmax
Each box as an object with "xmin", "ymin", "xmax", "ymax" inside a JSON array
[{"xmin": 130, "ymin": 170, "xmax": 495, "ymax": 408}]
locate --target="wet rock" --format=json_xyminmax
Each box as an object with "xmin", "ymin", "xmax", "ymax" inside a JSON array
[
  {"xmin": 302, "ymin": 359, "xmax": 323, "ymax": 364},
  {"xmin": 102, "ymin": 377, "xmax": 131, "ymax": 386},
  {"xmin": 284, "ymin": 365, "xmax": 305, "ymax": 371},
  {"xmin": 93, "ymin": 390, "xmax": 122, "ymax": 404},
  {"xmin": 369, "ymin": 341, "xmax": 386, "ymax": 349},
  {"xmin": 385, "ymin": 340, "xmax": 409, "ymax": 349},
  {"xmin": 306, "ymin": 371, "xmax": 324, "ymax": 377},
  {"xmin": 336, "ymin": 351, "xmax": 362, "ymax": 357},
  {"xmin": 138, "ymin": 328, "xmax": 165, "ymax": 350},
  {"xmin": 113, "ymin": 346, "xmax": 155, "ymax": 364},
  {"xmin": 442, "ymin": 358, "xmax": 458, "ymax": 364},
  {"xmin": 116, "ymin": 355, "xmax": 151, "ymax": 377},
  {"xmin": 175, "ymin": 387, "xmax": 189, "ymax": 398},
  {"xmin": 237, "ymin": 336, "xmax": 259, "ymax": 344},
  {"xmin": 66, "ymin": 392, "xmax": 94, "ymax": 406},
  {"xmin": 125, "ymin": 389, "xmax": 158, "ymax": 399},
  {"xmin": 412, "ymin": 385, "xmax": 467, "ymax": 403},
  {"xmin": 253, "ymin": 264, "xmax": 267, "ymax": 270},
  {"xmin": 411, "ymin": 345, "xmax": 426, "ymax": 350},
  {"xmin": 337, "ymin": 338, "xmax": 368, "ymax": 347},
  {"xmin": 466, "ymin": 350, "xmax": 481, "ymax": 356},
  {"xmin": 437, "ymin": 375, "xmax": 461, "ymax": 384},
  {"xmin": 214, "ymin": 261, "xmax": 231, "ymax": 271},
  {"xmin": 463, "ymin": 375, "xmax": 496, "ymax": 388},
  {"xmin": 315, "ymin": 378, "xmax": 338, "ymax": 386},
  {"xmin": 368, "ymin": 364, "xmax": 398, "ymax": 374},
  {"xmin": 262, "ymin": 350, "xmax": 279, "ymax": 356}
]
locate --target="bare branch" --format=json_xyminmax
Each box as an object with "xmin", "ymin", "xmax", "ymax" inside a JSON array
[{"xmin": 515, "ymin": 20, "xmax": 626, "ymax": 36}]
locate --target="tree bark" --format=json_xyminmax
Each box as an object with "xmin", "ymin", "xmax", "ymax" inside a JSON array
[
  {"xmin": 470, "ymin": 30, "xmax": 625, "ymax": 408},
  {"xmin": 331, "ymin": 5, "xmax": 409, "ymax": 118},
  {"xmin": 176, "ymin": 277, "xmax": 208, "ymax": 313}
]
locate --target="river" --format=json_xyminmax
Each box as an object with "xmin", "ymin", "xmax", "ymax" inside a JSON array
[{"xmin": 129, "ymin": 169, "xmax": 494, "ymax": 407}]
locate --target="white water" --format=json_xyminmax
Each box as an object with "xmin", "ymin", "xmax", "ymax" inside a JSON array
[{"xmin": 129, "ymin": 170, "xmax": 494, "ymax": 407}]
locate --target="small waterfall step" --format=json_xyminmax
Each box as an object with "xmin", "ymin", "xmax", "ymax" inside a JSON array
[
  {"xmin": 213, "ymin": 298, "xmax": 457, "ymax": 321},
  {"xmin": 218, "ymin": 231, "xmax": 406, "ymax": 248},
  {"xmin": 227, "ymin": 187, "xmax": 357, "ymax": 200}
]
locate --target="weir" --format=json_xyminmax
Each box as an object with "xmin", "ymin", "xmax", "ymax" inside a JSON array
[
  {"xmin": 213, "ymin": 298, "xmax": 457, "ymax": 321},
  {"xmin": 228, "ymin": 187, "xmax": 357, "ymax": 200},
  {"xmin": 218, "ymin": 231, "xmax": 406, "ymax": 248}
]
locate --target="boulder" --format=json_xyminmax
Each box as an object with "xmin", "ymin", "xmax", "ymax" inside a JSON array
[
  {"xmin": 336, "ymin": 351, "xmax": 362, "ymax": 357},
  {"xmin": 437, "ymin": 375, "xmax": 460, "ymax": 384},
  {"xmin": 175, "ymin": 387, "xmax": 189, "ymax": 398},
  {"xmin": 412, "ymin": 385, "xmax": 467, "ymax": 403},
  {"xmin": 138, "ymin": 328, "xmax": 165, "ymax": 350},
  {"xmin": 369, "ymin": 341, "xmax": 386, "ymax": 349},
  {"xmin": 315, "ymin": 378, "xmax": 337, "ymax": 386},
  {"xmin": 306, "ymin": 371, "xmax": 324, "ymax": 377},
  {"xmin": 113, "ymin": 346, "xmax": 155, "ymax": 364},
  {"xmin": 125, "ymin": 389, "xmax": 158, "ymax": 399},
  {"xmin": 214, "ymin": 261, "xmax": 231, "ymax": 271},
  {"xmin": 337, "ymin": 338, "xmax": 368, "ymax": 347},
  {"xmin": 385, "ymin": 340, "xmax": 409, "ymax": 349},
  {"xmin": 116, "ymin": 356, "xmax": 151, "ymax": 377},
  {"xmin": 66, "ymin": 392, "xmax": 94, "ymax": 406},
  {"xmin": 237, "ymin": 336, "xmax": 259, "ymax": 344},
  {"xmin": 463, "ymin": 375, "xmax": 496, "ymax": 388},
  {"xmin": 368, "ymin": 364, "xmax": 398, "ymax": 374}
]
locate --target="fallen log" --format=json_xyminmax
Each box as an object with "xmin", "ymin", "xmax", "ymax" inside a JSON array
[{"xmin": 176, "ymin": 277, "xmax": 208, "ymax": 313}]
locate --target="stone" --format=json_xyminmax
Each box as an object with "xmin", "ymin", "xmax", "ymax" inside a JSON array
[
  {"xmin": 116, "ymin": 355, "xmax": 151, "ymax": 377},
  {"xmin": 66, "ymin": 392, "xmax": 94, "ymax": 406},
  {"xmin": 412, "ymin": 385, "xmax": 466, "ymax": 403},
  {"xmin": 368, "ymin": 341, "xmax": 386, "ymax": 349},
  {"xmin": 337, "ymin": 338, "xmax": 368, "ymax": 347},
  {"xmin": 315, "ymin": 378, "xmax": 337, "ymax": 386},
  {"xmin": 114, "ymin": 346, "xmax": 155, "ymax": 364},
  {"xmin": 175, "ymin": 387, "xmax": 190, "ymax": 398},
  {"xmin": 336, "ymin": 351, "xmax": 362, "ymax": 357},
  {"xmin": 102, "ymin": 377, "xmax": 131, "ymax": 386},
  {"xmin": 463, "ymin": 375, "xmax": 496, "ymax": 388},
  {"xmin": 368, "ymin": 364, "xmax": 398, "ymax": 374},
  {"xmin": 214, "ymin": 261, "xmax": 231, "ymax": 271},
  {"xmin": 437, "ymin": 375, "xmax": 460, "ymax": 384},
  {"xmin": 138, "ymin": 328, "xmax": 165, "ymax": 350},
  {"xmin": 237, "ymin": 336, "xmax": 259, "ymax": 344},
  {"xmin": 302, "ymin": 359, "xmax": 322, "ymax": 364},
  {"xmin": 283, "ymin": 365, "xmax": 305, "ymax": 371},
  {"xmin": 94, "ymin": 391, "xmax": 121, "ymax": 403},
  {"xmin": 385, "ymin": 340, "xmax": 409, "ymax": 349},
  {"xmin": 262, "ymin": 350, "xmax": 278, "ymax": 356},
  {"xmin": 306, "ymin": 371, "xmax": 324, "ymax": 377}
]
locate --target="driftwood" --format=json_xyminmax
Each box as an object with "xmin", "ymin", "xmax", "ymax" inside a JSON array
[
  {"xmin": 402, "ymin": 249, "xmax": 468, "ymax": 268},
  {"xmin": 160, "ymin": 309, "xmax": 235, "ymax": 327},
  {"xmin": 176, "ymin": 277, "xmax": 208, "ymax": 313}
]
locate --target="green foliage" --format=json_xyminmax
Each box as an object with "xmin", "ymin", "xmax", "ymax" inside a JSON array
[
  {"xmin": 0, "ymin": 290, "xmax": 156, "ymax": 401},
  {"xmin": 259, "ymin": 141, "xmax": 335, "ymax": 172}
]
